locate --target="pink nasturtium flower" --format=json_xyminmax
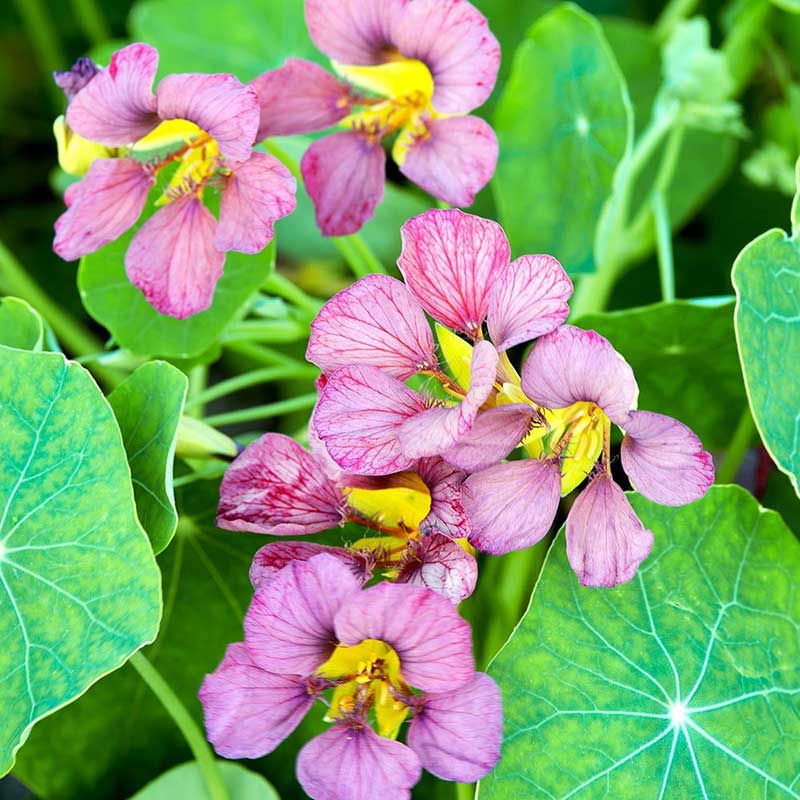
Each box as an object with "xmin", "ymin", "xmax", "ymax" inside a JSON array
[
  {"xmin": 200, "ymin": 554, "xmax": 502, "ymax": 799},
  {"xmin": 251, "ymin": 0, "xmax": 501, "ymax": 235},
  {"xmin": 52, "ymin": 45, "xmax": 297, "ymax": 319}
]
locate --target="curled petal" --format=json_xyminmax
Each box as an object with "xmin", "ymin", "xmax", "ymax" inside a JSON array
[
  {"xmin": 408, "ymin": 672, "xmax": 502, "ymax": 782},
  {"xmin": 463, "ymin": 458, "xmax": 561, "ymax": 554},
  {"xmin": 487, "ymin": 255, "xmax": 573, "ymax": 351},
  {"xmin": 398, "ymin": 209, "xmax": 509, "ymax": 335},
  {"xmin": 66, "ymin": 43, "xmax": 159, "ymax": 145},
  {"xmin": 54, "ymin": 57, "xmax": 100, "ymax": 103},
  {"xmin": 297, "ymin": 723, "xmax": 422, "ymax": 800},
  {"xmin": 521, "ymin": 325, "xmax": 638, "ymax": 423},
  {"xmin": 621, "ymin": 410, "xmax": 715, "ymax": 506},
  {"xmin": 217, "ymin": 433, "xmax": 343, "ymax": 535},
  {"xmin": 53, "ymin": 158, "xmax": 152, "ymax": 261},
  {"xmin": 399, "ymin": 115, "xmax": 498, "ymax": 208},
  {"xmin": 125, "ymin": 194, "xmax": 224, "ymax": 319},
  {"xmin": 301, "ymin": 130, "xmax": 387, "ymax": 236},
  {"xmin": 566, "ymin": 473, "xmax": 654, "ymax": 588},
  {"xmin": 335, "ymin": 582, "xmax": 474, "ymax": 692},
  {"xmin": 416, "ymin": 457, "xmax": 470, "ymax": 539},
  {"xmin": 251, "ymin": 59, "xmax": 354, "ymax": 140},
  {"xmin": 307, "ymin": 275, "xmax": 437, "ymax": 379},
  {"xmin": 396, "ymin": 534, "xmax": 477, "ymax": 604}
]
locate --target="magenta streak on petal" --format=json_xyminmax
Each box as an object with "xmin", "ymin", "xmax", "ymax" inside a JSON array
[
  {"xmin": 416, "ymin": 456, "xmax": 470, "ymax": 540},
  {"xmin": 395, "ymin": 534, "xmax": 477, "ymax": 603}
]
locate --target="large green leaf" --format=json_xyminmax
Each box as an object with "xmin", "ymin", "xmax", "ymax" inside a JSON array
[
  {"xmin": 575, "ymin": 300, "xmax": 744, "ymax": 450},
  {"xmin": 131, "ymin": 761, "xmax": 278, "ymax": 800},
  {"xmin": 480, "ymin": 486, "xmax": 800, "ymax": 799},
  {"xmin": 108, "ymin": 362, "xmax": 188, "ymax": 554},
  {"xmin": 492, "ymin": 3, "xmax": 632, "ymax": 274},
  {"xmin": 0, "ymin": 347, "xmax": 161, "ymax": 776},
  {"xmin": 0, "ymin": 297, "xmax": 43, "ymax": 351}
]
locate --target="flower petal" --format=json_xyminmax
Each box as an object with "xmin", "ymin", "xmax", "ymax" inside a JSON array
[
  {"xmin": 487, "ymin": 255, "xmax": 573, "ymax": 351},
  {"xmin": 462, "ymin": 458, "xmax": 561, "ymax": 554},
  {"xmin": 566, "ymin": 473, "xmax": 654, "ymax": 588},
  {"xmin": 54, "ymin": 56, "xmax": 100, "ymax": 103},
  {"xmin": 521, "ymin": 325, "xmax": 638, "ymax": 423},
  {"xmin": 155, "ymin": 73, "xmax": 259, "ymax": 164},
  {"xmin": 199, "ymin": 643, "xmax": 313, "ymax": 759},
  {"xmin": 335, "ymin": 582, "xmax": 474, "ymax": 692},
  {"xmin": 53, "ymin": 158, "xmax": 152, "ymax": 261},
  {"xmin": 395, "ymin": 534, "xmax": 477, "ymax": 604},
  {"xmin": 301, "ymin": 130, "xmax": 386, "ymax": 236},
  {"xmin": 66, "ymin": 43, "xmax": 159, "ymax": 146},
  {"xmin": 307, "ymin": 275, "xmax": 437, "ymax": 379},
  {"xmin": 217, "ymin": 433, "xmax": 343, "ymax": 535},
  {"xmin": 416, "ymin": 457, "xmax": 470, "ymax": 539},
  {"xmin": 408, "ymin": 672, "xmax": 502, "ymax": 782},
  {"xmin": 215, "ymin": 151, "xmax": 296, "ymax": 254},
  {"xmin": 251, "ymin": 59, "xmax": 354, "ymax": 140},
  {"xmin": 313, "ymin": 365, "xmax": 427, "ymax": 476},
  {"xmin": 245, "ymin": 554, "xmax": 361, "ymax": 675},
  {"xmin": 297, "ymin": 723, "xmax": 422, "ymax": 800},
  {"xmin": 399, "ymin": 115, "xmax": 498, "ymax": 207},
  {"xmin": 125, "ymin": 194, "xmax": 224, "ymax": 319},
  {"xmin": 620, "ymin": 410, "xmax": 715, "ymax": 506},
  {"xmin": 398, "ymin": 209, "xmax": 509, "ymax": 335}
]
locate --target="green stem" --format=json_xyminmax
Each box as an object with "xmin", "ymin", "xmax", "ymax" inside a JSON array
[
  {"xmin": 654, "ymin": 0, "xmax": 700, "ymax": 41},
  {"xmin": 225, "ymin": 341, "xmax": 305, "ymax": 368},
  {"xmin": 717, "ymin": 406, "xmax": 757, "ymax": 484},
  {"xmin": 186, "ymin": 365, "xmax": 208, "ymax": 419},
  {"xmin": 568, "ymin": 255, "xmax": 625, "ymax": 320},
  {"xmin": 263, "ymin": 272, "xmax": 323, "ymax": 317},
  {"xmin": 69, "ymin": 0, "xmax": 110, "ymax": 45},
  {"xmin": 723, "ymin": 0, "xmax": 771, "ymax": 93},
  {"xmin": 129, "ymin": 652, "xmax": 229, "ymax": 800},
  {"xmin": 264, "ymin": 139, "xmax": 301, "ymax": 180},
  {"xmin": 333, "ymin": 234, "xmax": 387, "ymax": 278},
  {"xmin": 172, "ymin": 461, "xmax": 229, "ymax": 488},
  {"xmin": 204, "ymin": 392, "xmax": 318, "ymax": 428},
  {"xmin": 223, "ymin": 319, "xmax": 308, "ymax": 344},
  {"xmin": 455, "ymin": 782, "xmax": 474, "ymax": 800},
  {"xmin": 13, "ymin": 0, "xmax": 67, "ymax": 109},
  {"xmin": 653, "ymin": 192, "xmax": 675, "ymax": 303},
  {"xmin": 186, "ymin": 365, "xmax": 319, "ymax": 409}
]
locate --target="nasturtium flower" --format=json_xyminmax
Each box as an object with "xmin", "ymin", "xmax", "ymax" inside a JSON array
[
  {"xmin": 200, "ymin": 554, "xmax": 502, "ymax": 798},
  {"xmin": 251, "ymin": 0, "xmax": 501, "ymax": 235},
  {"xmin": 52, "ymin": 44, "xmax": 297, "ymax": 319}
]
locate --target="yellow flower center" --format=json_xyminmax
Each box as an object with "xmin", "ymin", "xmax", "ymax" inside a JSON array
[{"xmin": 346, "ymin": 471, "xmax": 432, "ymax": 532}]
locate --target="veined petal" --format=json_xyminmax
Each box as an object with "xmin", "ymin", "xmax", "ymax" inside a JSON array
[
  {"xmin": 215, "ymin": 152, "xmax": 296, "ymax": 254},
  {"xmin": 487, "ymin": 255, "xmax": 573, "ymax": 351},
  {"xmin": 416, "ymin": 457, "xmax": 470, "ymax": 540},
  {"xmin": 53, "ymin": 158, "xmax": 152, "ymax": 261},
  {"xmin": 408, "ymin": 672, "xmax": 502, "ymax": 782},
  {"xmin": 620, "ymin": 410, "xmax": 715, "ymax": 506},
  {"xmin": 156, "ymin": 73, "xmax": 259, "ymax": 164},
  {"xmin": 398, "ymin": 209, "xmax": 509, "ymax": 336},
  {"xmin": 217, "ymin": 433, "xmax": 344, "ymax": 535},
  {"xmin": 395, "ymin": 534, "xmax": 477, "ymax": 604},
  {"xmin": 463, "ymin": 458, "xmax": 561, "ymax": 554},
  {"xmin": 66, "ymin": 43, "xmax": 159, "ymax": 146},
  {"xmin": 335, "ymin": 582, "xmax": 474, "ymax": 692},
  {"xmin": 307, "ymin": 275, "xmax": 437, "ymax": 379},
  {"xmin": 125, "ymin": 194, "xmax": 224, "ymax": 319},
  {"xmin": 521, "ymin": 325, "xmax": 638, "ymax": 424},
  {"xmin": 313, "ymin": 365, "xmax": 427, "ymax": 476},
  {"xmin": 297, "ymin": 723, "xmax": 421, "ymax": 800},
  {"xmin": 301, "ymin": 130, "xmax": 386, "ymax": 236},
  {"xmin": 251, "ymin": 59, "xmax": 354, "ymax": 140},
  {"xmin": 398, "ymin": 116, "xmax": 498, "ymax": 208},
  {"xmin": 566, "ymin": 474, "xmax": 654, "ymax": 588}
]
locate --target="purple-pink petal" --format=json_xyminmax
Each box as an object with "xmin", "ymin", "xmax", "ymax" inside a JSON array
[
  {"xmin": 297, "ymin": 723, "xmax": 422, "ymax": 800},
  {"xmin": 215, "ymin": 151, "xmax": 296, "ymax": 254},
  {"xmin": 334, "ymin": 582, "xmax": 474, "ymax": 692},
  {"xmin": 408, "ymin": 672, "xmax": 502, "ymax": 782},
  {"xmin": 301, "ymin": 130, "xmax": 387, "ymax": 236},
  {"xmin": 124, "ymin": 194, "xmax": 224, "ymax": 319},
  {"xmin": 398, "ymin": 209, "xmax": 509, "ymax": 336},
  {"xmin": 416, "ymin": 457, "xmax": 470, "ymax": 540},
  {"xmin": 620, "ymin": 410, "xmax": 715, "ymax": 506},
  {"xmin": 463, "ymin": 458, "xmax": 561, "ymax": 554},
  {"xmin": 399, "ymin": 116, "xmax": 498, "ymax": 208},
  {"xmin": 487, "ymin": 255, "xmax": 573, "ymax": 351},
  {"xmin": 566, "ymin": 473, "xmax": 654, "ymax": 588},
  {"xmin": 54, "ymin": 57, "xmax": 100, "ymax": 103},
  {"xmin": 66, "ymin": 43, "xmax": 159, "ymax": 146},
  {"xmin": 217, "ymin": 433, "xmax": 344, "ymax": 535},
  {"xmin": 521, "ymin": 325, "xmax": 639, "ymax": 423},
  {"xmin": 53, "ymin": 158, "xmax": 152, "ymax": 261},
  {"xmin": 395, "ymin": 534, "xmax": 477, "ymax": 604},
  {"xmin": 307, "ymin": 275, "xmax": 437, "ymax": 379}
]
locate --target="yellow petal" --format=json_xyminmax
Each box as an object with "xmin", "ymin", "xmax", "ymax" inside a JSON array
[
  {"xmin": 133, "ymin": 119, "xmax": 205, "ymax": 152},
  {"xmin": 436, "ymin": 323, "xmax": 473, "ymax": 390},
  {"xmin": 374, "ymin": 680, "xmax": 410, "ymax": 738},
  {"xmin": 347, "ymin": 481, "xmax": 431, "ymax": 531},
  {"xmin": 53, "ymin": 116, "xmax": 112, "ymax": 177},
  {"xmin": 335, "ymin": 58, "xmax": 434, "ymax": 102}
]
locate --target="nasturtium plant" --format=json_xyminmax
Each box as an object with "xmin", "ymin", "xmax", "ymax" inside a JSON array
[
  {"xmin": 132, "ymin": 761, "xmax": 279, "ymax": 800},
  {"xmin": 0, "ymin": 297, "xmax": 43, "ymax": 351},
  {"xmin": 0, "ymin": 347, "xmax": 161, "ymax": 776},
  {"xmin": 480, "ymin": 486, "xmax": 800, "ymax": 799}
]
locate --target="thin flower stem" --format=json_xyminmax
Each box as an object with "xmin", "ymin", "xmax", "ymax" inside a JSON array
[
  {"xmin": 225, "ymin": 341, "xmax": 307, "ymax": 368},
  {"xmin": 654, "ymin": 0, "xmax": 700, "ymax": 41},
  {"xmin": 172, "ymin": 461, "xmax": 229, "ymax": 488},
  {"xmin": 186, "ymin": 365, "xmax": 319, "ymax": 409},
  {"xmin": 653, "ymin": 192, "xmax": 675, "ymax": 303},
  {"xmin": 263, "ymin": 272, "xmax": 324, "ymax": 317},
  {"xmin": 203, "ymin": 392, "xmax": 318, "ymax": 428},
  {"xmin": 186, "ymin": 365, "xmax": 208, "ymax": 419},
  {"xmin": 455, "ymin": 781, "xmax": 475, "ymax": 800},
  {"xmin": 333, "ymin": 234, "xmax": 388, "ymax": 278},
  {"xmin": 717, "ymin": 406, "xmax": 757, "ymax": 484},
  {"xmin": 69, "ymin": 0, "xmax": 110, "ymax": 45},
  {"xmin": 129, "ymin": 652, "xmax": 229, "ymax": 800},
  {"xmin": 264, "ymin": 139, "xmax": 302, "ymax": 180},
  {"xmin": 222, "ymin": 319, "xmax": 309, "ymax": 344}
]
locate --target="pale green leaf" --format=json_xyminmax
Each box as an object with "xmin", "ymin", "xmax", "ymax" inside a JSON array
[
  {"xmin": 0, "ymin": 297, "xmax": 43, "ymax": 351},
  {"xmin": 131, "ymin": 761, "xmax": 279, "ymax": 800}
]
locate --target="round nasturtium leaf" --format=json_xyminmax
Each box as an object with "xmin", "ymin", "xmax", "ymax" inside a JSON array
[
  {"xmin": 480, "ymin": 486, "xmax": 800, "ymax": 799},
  {"xmin": 0, "ymin": 346, "xmax": 162, "ymax": 776},
  {"xmin": 130, "ymin": 761, "xmax": 279, "ymax": 800},
  {"xmin": 0, "ymin": 297, "xmax": 43, "ymax": 351}
]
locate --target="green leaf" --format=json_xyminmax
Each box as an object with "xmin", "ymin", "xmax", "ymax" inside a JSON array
[
  {"xmin": 108, "ymin": 362, "xmax": 188, "ymax": 554},
  {"xmin": 574, "ymin": 300, "xmax": 745, "ymax": 450},
  {"xmin": 131, "ymin": 761, "xmax": 279, "ymax": 800},
  {"xmin": 0, "ymin": 297, "xmax": 43, "ymax": 351},
  {"xmin": 0, "ymin": 347, "xmax": 161, "ymax": 776},
  {"xmin": 492, "ymin": 3, "xmax": 632, "ymax": 274},
  {"xmin": 480, "ymin": 485, "xmax": 800, "ymax": 799}
]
